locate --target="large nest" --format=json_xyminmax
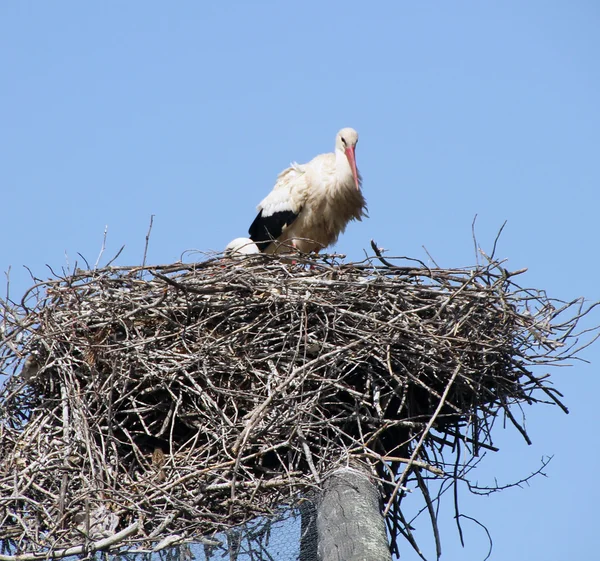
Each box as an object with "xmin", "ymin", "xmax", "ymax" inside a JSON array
[{"xmin": 0, "ymin": 247, "xmax": 595, "ymax": 558}]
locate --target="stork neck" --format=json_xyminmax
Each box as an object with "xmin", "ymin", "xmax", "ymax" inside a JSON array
[{"xmin": 334, "ymin": 148, "xmax": 354, "ymax": 188}]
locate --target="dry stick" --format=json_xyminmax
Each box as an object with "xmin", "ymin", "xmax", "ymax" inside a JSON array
[
  {"xmin": 370, "ymin": 239, "xmax": 430, "ymax": 272},
  {"xmin": 57, "ymin": 382, "xmax": 70, "ymax": 526},
  {"xmin": 414, "ymin": 468, "xmax": 442, "ymax": 560},
  {"xmin": 379, "ymin": 456, "xmax": 444, "ymax": 477},
  {"xmin": 227, "ymin": 338, "xmax": 376, "ymax": 507},
  {"xmin": 471, "ymin": 215, "xmax": 480, "ymax": 267},
  {"xmin": 296, "ymin": 425, "xmax": 321, "ymax": 484},
  {"xmin": 392, "ymin": 508, "xmax": 428, "ymax": 561},
  {"xmin": 0, "ymin": 521, "xmax": 140, "ymax": 561},
  {"xmin": 141, "ymin": 214, "xmax": 155, "ymax": 272},
  {"xmin": 512, "ymin": 361, "xmax": 569, "ymax": 413},
  {"xmin": 384, "ymin": 364, "xmax": 462, "ymax": 516},
  {"xmin": 94, "ymin": 225, "xmax": 109, "ymax": 270},
  {"xmin": 499, "ymin": 395, "xmax": 532, "ymax": 445},
  {"xmin": 2, "ymin": 253, "xmax": 597, "ymax": 556},
  {"xmin": 144, "ymin": 441, "xmax": 293, "ymax": 502},
  {"xmin": 232, "ymin": 337, "xmax": 372, "ymax": 456}
]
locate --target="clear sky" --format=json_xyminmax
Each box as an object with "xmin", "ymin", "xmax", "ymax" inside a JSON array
[{"xmin": 1, "ymin": 2, "xmax": 599, "ymax": 559}]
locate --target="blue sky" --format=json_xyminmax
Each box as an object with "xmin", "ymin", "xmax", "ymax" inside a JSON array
[{"xmin": 1, "ymin": 2, "xmax": 599, "ymax": 559}]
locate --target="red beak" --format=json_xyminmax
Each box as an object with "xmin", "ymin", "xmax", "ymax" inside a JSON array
[{"xmin": 345, "ymin": 146, "xmax": 360, "ymax": 190}]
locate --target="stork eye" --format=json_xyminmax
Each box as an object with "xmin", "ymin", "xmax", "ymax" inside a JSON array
[{"xmin": 341, "ymin": 137, "xmax": 347, "ymax": 146}]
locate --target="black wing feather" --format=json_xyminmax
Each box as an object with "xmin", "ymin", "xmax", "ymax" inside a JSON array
[{"xmin": 248, "ymin": 209, "xmax": 299, "ymax": 252}]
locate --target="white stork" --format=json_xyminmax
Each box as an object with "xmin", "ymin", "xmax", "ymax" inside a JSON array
[
  {"xmin": 224, "ymin": 237, "xmax": 260, "ymax": 256},
  {"xmin": 248, "ymin": 128, "xmax": 367, "ymax": 254}
]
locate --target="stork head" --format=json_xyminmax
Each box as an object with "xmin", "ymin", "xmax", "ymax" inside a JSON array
[{"xmin": 335, "ymin": 128, "xmax": 360, "ymax": 190}]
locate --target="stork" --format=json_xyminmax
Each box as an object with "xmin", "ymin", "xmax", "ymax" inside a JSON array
[
  {"xmin": 248, "ymin": 128, "xmax": 367, "ymax": 254},
  {"xmin": 224, "ymin": 237, "xmax": 260, "ymax": 256}
]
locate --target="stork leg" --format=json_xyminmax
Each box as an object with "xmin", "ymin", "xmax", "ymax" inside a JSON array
[{"xmin": 309, "ymin": 248, "xmax": 320, "ymax": 270}]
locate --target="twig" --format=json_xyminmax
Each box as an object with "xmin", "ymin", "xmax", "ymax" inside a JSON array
[
  {"xmin": 0, "ymin": 248, "xmax": 596, "ymax": 556},
  {"xmin": 384, "ymin": 365, "xmax": 463, "ymax": 516},
  {"xmin": 141, "ymin": 215, "xmax": 155, "ymax": 272},
  {"xmin": 0, "ymin": 521, "xmax": 140, "ymax": 561},
  {"xmin": 94, "ymin": 225, "xmax": 109, "ymax": 270}
]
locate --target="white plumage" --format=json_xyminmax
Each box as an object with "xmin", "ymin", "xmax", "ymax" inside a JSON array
[
  {"xmin": 224, "ymin": 237, "xmax": 260, "ymax": 256},
  {"xmin": 248, "ymin": 128, "xmax": 367, "ymax": 254}
]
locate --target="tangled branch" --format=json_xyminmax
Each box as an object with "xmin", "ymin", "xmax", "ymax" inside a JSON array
[{"xmin": 0, "ymin": 247, "xmax": 597, "ymax": 557}]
